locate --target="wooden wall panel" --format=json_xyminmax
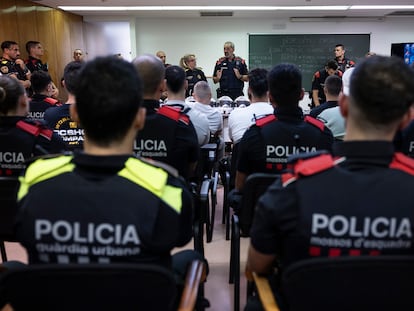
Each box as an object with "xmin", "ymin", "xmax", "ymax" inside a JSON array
[
  {"xmin": 15, "ymin": 0, "xmax": 38, "ymax": 58},
  {"xmin": 0, "ymin": 0, "xmax": 19, "ymax": 42}
]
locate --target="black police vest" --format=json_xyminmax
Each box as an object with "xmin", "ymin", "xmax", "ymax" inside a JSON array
[
  {"xmin": 134, "ymin": 106, "xmax": 189, "ymax": 166},
  {"xmin": 0, "ymin": 120, "xmax": 52, "ymax": 177},
  {"xmin": 255, "ymin": 114, "xmax": 328, "ymax": 173}
]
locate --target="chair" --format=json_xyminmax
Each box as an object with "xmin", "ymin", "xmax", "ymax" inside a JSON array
[
  {"xmin": 0, "ymin": 176, "xmax": 20, "ymax": 262},
  {"xmin": 229, "ymin": 173, "xmax": 279, "ymax": 311},
  {"xmin": 249, "ymin": 255, "xmax": 414, "ymax": 311},
  {"xmin": 0, "ymin": 259, "xmax": 207, "ymax": 311}
]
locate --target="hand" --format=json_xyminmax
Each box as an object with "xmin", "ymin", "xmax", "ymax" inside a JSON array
[
  {"xmin": 233, "ymin": 68, "xmax": 242, "ymax": 80},
  {"xmin": 15, "ymin": 59, "xmax": 26, "ymax": 70},
  {"xmin": 216, "ymin": 69, "xmax": 222, "ymax": 80}
]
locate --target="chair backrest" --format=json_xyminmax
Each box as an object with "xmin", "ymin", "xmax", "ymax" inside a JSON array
[
  {"xmin": 0, "ymin": 176, "xmax": 19, "ymax": 240},
  {"xmin": 281, "ymin": 256, "xmax": 414, "ymax": 311},
  {"xmin": 0, "ymin": 263, "xmax": 178, "ymax": 311},
  {"xmin": 238, "ymin": 173, "xmax": 279, "ymax": 235}
]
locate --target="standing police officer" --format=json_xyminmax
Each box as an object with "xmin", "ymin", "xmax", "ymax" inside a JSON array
[
  {"xmin": 213, "ymin": 41, "xmax": 248, "ymax": 100},
  {"xmin": 235, "ymin": 63, "xmax": 333, "ymax": 192}
]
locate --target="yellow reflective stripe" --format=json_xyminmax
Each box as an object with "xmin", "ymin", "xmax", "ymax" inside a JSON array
[
  {"xmin": 118, "ymin": 158, "xmax": 182, "ymax": 213},
  {"xmin": 18, "ymin": 156, "xmax": 75, "ymax": 201}
]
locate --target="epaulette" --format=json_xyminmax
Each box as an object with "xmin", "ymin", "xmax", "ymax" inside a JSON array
[
  {"xmin": 234, "ymin": 56, "xmax": 245, "ymax": 64},
  {"xmin": 304, "ymin": 116, "xmax": 325, "ymax": 131},
  {"xmin": 314, "ymin": 71, "xmax": 321, "ymax": 79},
  {"xmin": 157, "ymin": 106, "xmax": 190, "ymax": 125},
  {"xmin": 390, "ymin": 152, "xmax": 414, "ymax": 176},
  {"xmin": 44, "ymin": 97, "xmax": 59, "ymax": 106},
  {"xmin": 281, "ymin": 152, "xmax": 343, "ymax": 187},
  {"xmin": 16, "ymin": 120, "xmax": 53, "ymax": 140},
  {"xmin": 138, "ymin": 156, "xmax": 179, "ymax": 178},
  {"xmin": 216, "ymin": 57, "xmax": 226, "ymax": 64},
  {"xmin": 255, "ymin": 114, "xmax": 276, "ymax": 127}
]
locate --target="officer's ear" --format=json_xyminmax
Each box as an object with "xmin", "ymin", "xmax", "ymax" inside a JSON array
[
  {"xmin": 69, "ymin": 103, "xmax": 80, "ymax": 123},
  {"xmin": 134, "ymin": 107, "xmax": 146, "ymax": 131},
  {"xmin": 399, "ymin": 105, "xmax": 414, "ymax": 130}
]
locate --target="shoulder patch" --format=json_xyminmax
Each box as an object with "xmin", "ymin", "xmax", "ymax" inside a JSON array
[
  {"xmin": 16, "ymin": 120, "xmax": 53, "ymax": 140},
  {"xmin": 315, "ymin": 71, "xmax": 321, "ymax": 78},
  {"xmin": 255, "ymin": 114, "xmax": 276, "ymax": 127},
  {"xmin": 44, "ymin": 97, "xmax": 59, "ymax": 106},
  {"xmin": 157, "ymin": 105, "xmax": 181, "ymax": 121},
  {"xmin": 390, "ymin": 152, "xmax": 414, "ymax": 176},
  {"xmin": 304, "ymin": 116, "xmax": 325, "ymax": 131}
]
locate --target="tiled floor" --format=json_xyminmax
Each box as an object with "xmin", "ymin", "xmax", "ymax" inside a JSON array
[{"xmin": 3, "ymin": 185, "xmax": 249, "ymax": 311}]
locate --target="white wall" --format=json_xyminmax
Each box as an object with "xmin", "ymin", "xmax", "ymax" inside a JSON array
[{"xmin": 83, "ymin": 16, "xmax": 414, "ymax": 98}]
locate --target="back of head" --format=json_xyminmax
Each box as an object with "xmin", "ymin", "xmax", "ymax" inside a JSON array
[
  {"xmin": 75, "ymin": 56, "xmax": 143, "ymax": 146},
  {"xmin": 0, "ymin": 75, "xmax": 25, "ymax": 115},
  {"xmin": 193, "ymin": 81, "xmax": 211, "ymax": 103},
  {"xmin": 132, "ymin": 54, "xmax": 165, "ymax": 97},
  {"xmin": 30, "ymin": 70, "xmax": 51, "ymax": 94},
  {"xmin": 63, "ymin": 61, "xmax": 85, "ymax": 94},
  {"xmin": 268, "ymin": 63, "xmax": 302, "ymax": 107},
  {"xmin": 248, "ymin": 68, "xmax": 268, "ymax": 98},
  {"xmin": 350, "ymin": 55, "xmax": 414, "ymax": 126},
  {"xmin": 25, "ymin": 41, "xmax": 40, "ymax": 55},
  {"xmin": 326, "ymin": 60, "xmax": 339, "ymax": 71},
  {"xmin": 165, "ymin": 65, "xmax": 186, "ymax": 94},
  {"xmin": 324, "ymin": 75, "xmax": 342, "ymax": 97}
]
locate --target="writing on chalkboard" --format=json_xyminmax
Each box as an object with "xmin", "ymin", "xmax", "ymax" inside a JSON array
[{"xmin": 249, "ymin": 34, "xmax": 370, "ymax": 91}]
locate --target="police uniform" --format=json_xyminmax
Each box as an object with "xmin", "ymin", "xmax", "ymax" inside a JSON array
[
  {"xmin": 395, "ymin": 119, "xmax": 414, "ymax": 158},
  {"xmin": 311, "ymin": 70, "xmax": 343, "ymax": 107},
  {"xmin": 237, "ymin": 106, "xmax": 334, "ymax": 176},
  {"xmin": 135, "ymin": 99, "xmax": 199, "ymax": 180},
  {"xmin": 336, "ymin": 57, "xmax": 355, "ymax": 74},
  {"xmin": 0, "ymin": 57, "xmax": 29, "ymax": 82},
  {"xmin": 25, "ymin": 56, "xmax": 48, "ymax": 73},
  {"xmin": 185, "ymin": 68, "xmax": 207, "ymax": 98},
  {"xmin": 43, "ymin": 104, "xmax": 84, "ymax": 152},
  {"xmin": 250, "ymin": 141, "xmax": 414, "ymax": 269},
  {"xmin": 15, "ymin": 152, "xmax": 193, "ymax": 268},
  {"xmin": 0, "ymin": 116, "xmax": 65, "ymax": 177},
  {"xmin": 213, "ymin": 56, "xmax": 248, "ymax": 100},
  {"xmin": 29, "ymin": 94, "xmax": 61, "ymax": 122}
]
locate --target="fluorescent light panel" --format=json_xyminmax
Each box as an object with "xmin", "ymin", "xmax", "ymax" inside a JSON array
[{"xmin": 58, "ymin": 6, "xmax": 350, "ymax": 11}]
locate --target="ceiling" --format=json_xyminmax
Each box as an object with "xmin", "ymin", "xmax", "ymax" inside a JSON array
[{"xmin": 29, "ymin": 0, "xmax": 414, "ymax": 19}]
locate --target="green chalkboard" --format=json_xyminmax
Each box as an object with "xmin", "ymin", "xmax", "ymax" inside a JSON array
[{"xmin": 249, "ymin": 34, "xmax": 370, "ymax": 91}]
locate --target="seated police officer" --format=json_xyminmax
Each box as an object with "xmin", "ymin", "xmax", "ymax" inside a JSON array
[
  {"xmin": 245, "ymin": 55, "xmax": 414, "ymax": 310},
  {"xmin": 132, "ymin": 54, "xmax": 199, "ymax": 181},
  {"xmin": 235, "ymin": 63, "xmax": 334, "ymax": 194},
  {"xmin": 0, "ymin": 75, "xmax": 65, "ymax": 177},
  {"xmin": 15, "ymin": 56, "xmax": 204, "ymax": 286}
]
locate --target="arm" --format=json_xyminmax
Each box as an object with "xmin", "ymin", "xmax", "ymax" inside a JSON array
[
  {"xmin": 312, "ymin": 89, "xmax": 320, "ymax": 107},
  {"xmin": 246, "ymin": 244, "xmax": 277, "ymax": 275},
  {"xmin": 235, "ymin": 170, "xmax": 247, "ymax": 191}
]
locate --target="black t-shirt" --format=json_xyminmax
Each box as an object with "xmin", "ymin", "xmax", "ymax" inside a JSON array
[
  {"xmin": 29, "ymin": 94, "xmax": 60, "ymax": 121},
  {"xmin": 213, "ymin": 56, "xmax": 248, "ymax": 90},
  {"xmin": 44, "ymin": 104, "xmax": 84, "ymax": 151},
  {"xmin": 237, "ymin": 106, "xmax": 333, "ymax": 175},
  {"xmin": 15, "ymin": 152, "xmax": 193, "ymax": 268},
  {"xmin": 135, "ymin": 100, "xmax": 199, "ymax": 180},
  {"xmin": 25, "ymin": 56, "xmax": 48, "ymax": 73},
  {"xmin": 185, "ymin": 68, "xmax": 207, "ymax": 98},
  {"xmin": 0, "ymin": 116, "xmax": 65, "ymax": 177},
  {"xmin": 251, "ymin": 141, "xmax": 414, "ymax": 269}
]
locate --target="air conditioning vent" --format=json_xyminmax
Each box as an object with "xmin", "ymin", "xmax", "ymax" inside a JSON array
[
  {"xmin": 200, "ymin": 11, "xmax": 233, "ymax": 17},
  {"xmin": 387, "ymin": 11, "xmax": 414, "ymax": 16}
]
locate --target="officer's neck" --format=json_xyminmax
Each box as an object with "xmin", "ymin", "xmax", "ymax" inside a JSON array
[{"xmin": 83, "ymin": 133, "xmax": 136, "ymax": 156}]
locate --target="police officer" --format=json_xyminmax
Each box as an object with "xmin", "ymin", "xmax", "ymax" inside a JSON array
[
  {"xmin": 44, "ymin": 61, "xmax": 84, "ymax": 152},
  {"xmin": 310, "ymin": 59, "xmax": 342, "ymax": 108},
  {"xmin": 235, "ymin": 63, "xmax": 333, "ymax": 192},
  {"xmin": 29, "ymin": 70, "xmax": 60, "ymax": 122},
  {"xmin": 15, "ymin": 56, "xmax": 204, "ymax": 275},
  {"xmin": 334, "ymin": 43, "xmax": 356, "ymax": 74},
  {"xmin": 245, "ymin": 55, "xmax": 414, "ymax": 310},
  {"xmin": 25, "ymin": 41, "xmax": 48, "ymax": 73},
  {"xmin": 180, "ymin": 53, "xmax": 207, "ymax": 98},
  {"xmin": 1, "ymin": 41, "xmax": 31, "ymax": 91},
  {"xmin": 0, "ymin": 75, "xmax": 65, "ymax": 177},
  {"xmin": 213, "ymin": 41, "xmax": 248, "ymax": 100},
  {"xmin": 132, "ymin": 54, "xmax": 199, "ymax": 180}
]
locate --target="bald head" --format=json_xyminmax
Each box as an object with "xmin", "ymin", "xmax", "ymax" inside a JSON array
[{"xmin": 132, "ymin": 54, "xmax": 165, "ymax": 98}]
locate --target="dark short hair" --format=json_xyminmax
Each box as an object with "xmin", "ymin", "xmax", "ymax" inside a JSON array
[
  {"xmin": 0, "ymin": 75, "xmax": 25, "ymax": 115},
  {"xmin": 350, "ymin": 55, "xmax": 414, "ymax": 125},
  {"xmin": 63, "ymin": 61, "xmax": 84, "ymax": 94},
  {"xmin": 74, "ymin": 56, "xmax": 143, "ymax": 146},
  {"xmin": 324, "ymin": 75, "xmax": 342, "ymax": 97},
  {"xmin": 165, "ymin": 65, "xmax": 186, "ymax": 94},
  {"xmin": 30, "ymin": 70, "xmax": 51, "ymax": 93},
  {"xmin": 1, "ymin": 41, "xmax": 18, "ymax": 51},
  {"xmin": 248, "ymin": 68, "xmax": 268, "ymax": 98},
  {"xmin": 25, "ymin": 41, "xmax": 40, "ymax": 54},
  {"xmin": 268, "ymin": 63, "xmax": 302, "ymax": 107},
  {"xmin": 326, "ymin": 60, "xmax": 339, "ymax": 71}
]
